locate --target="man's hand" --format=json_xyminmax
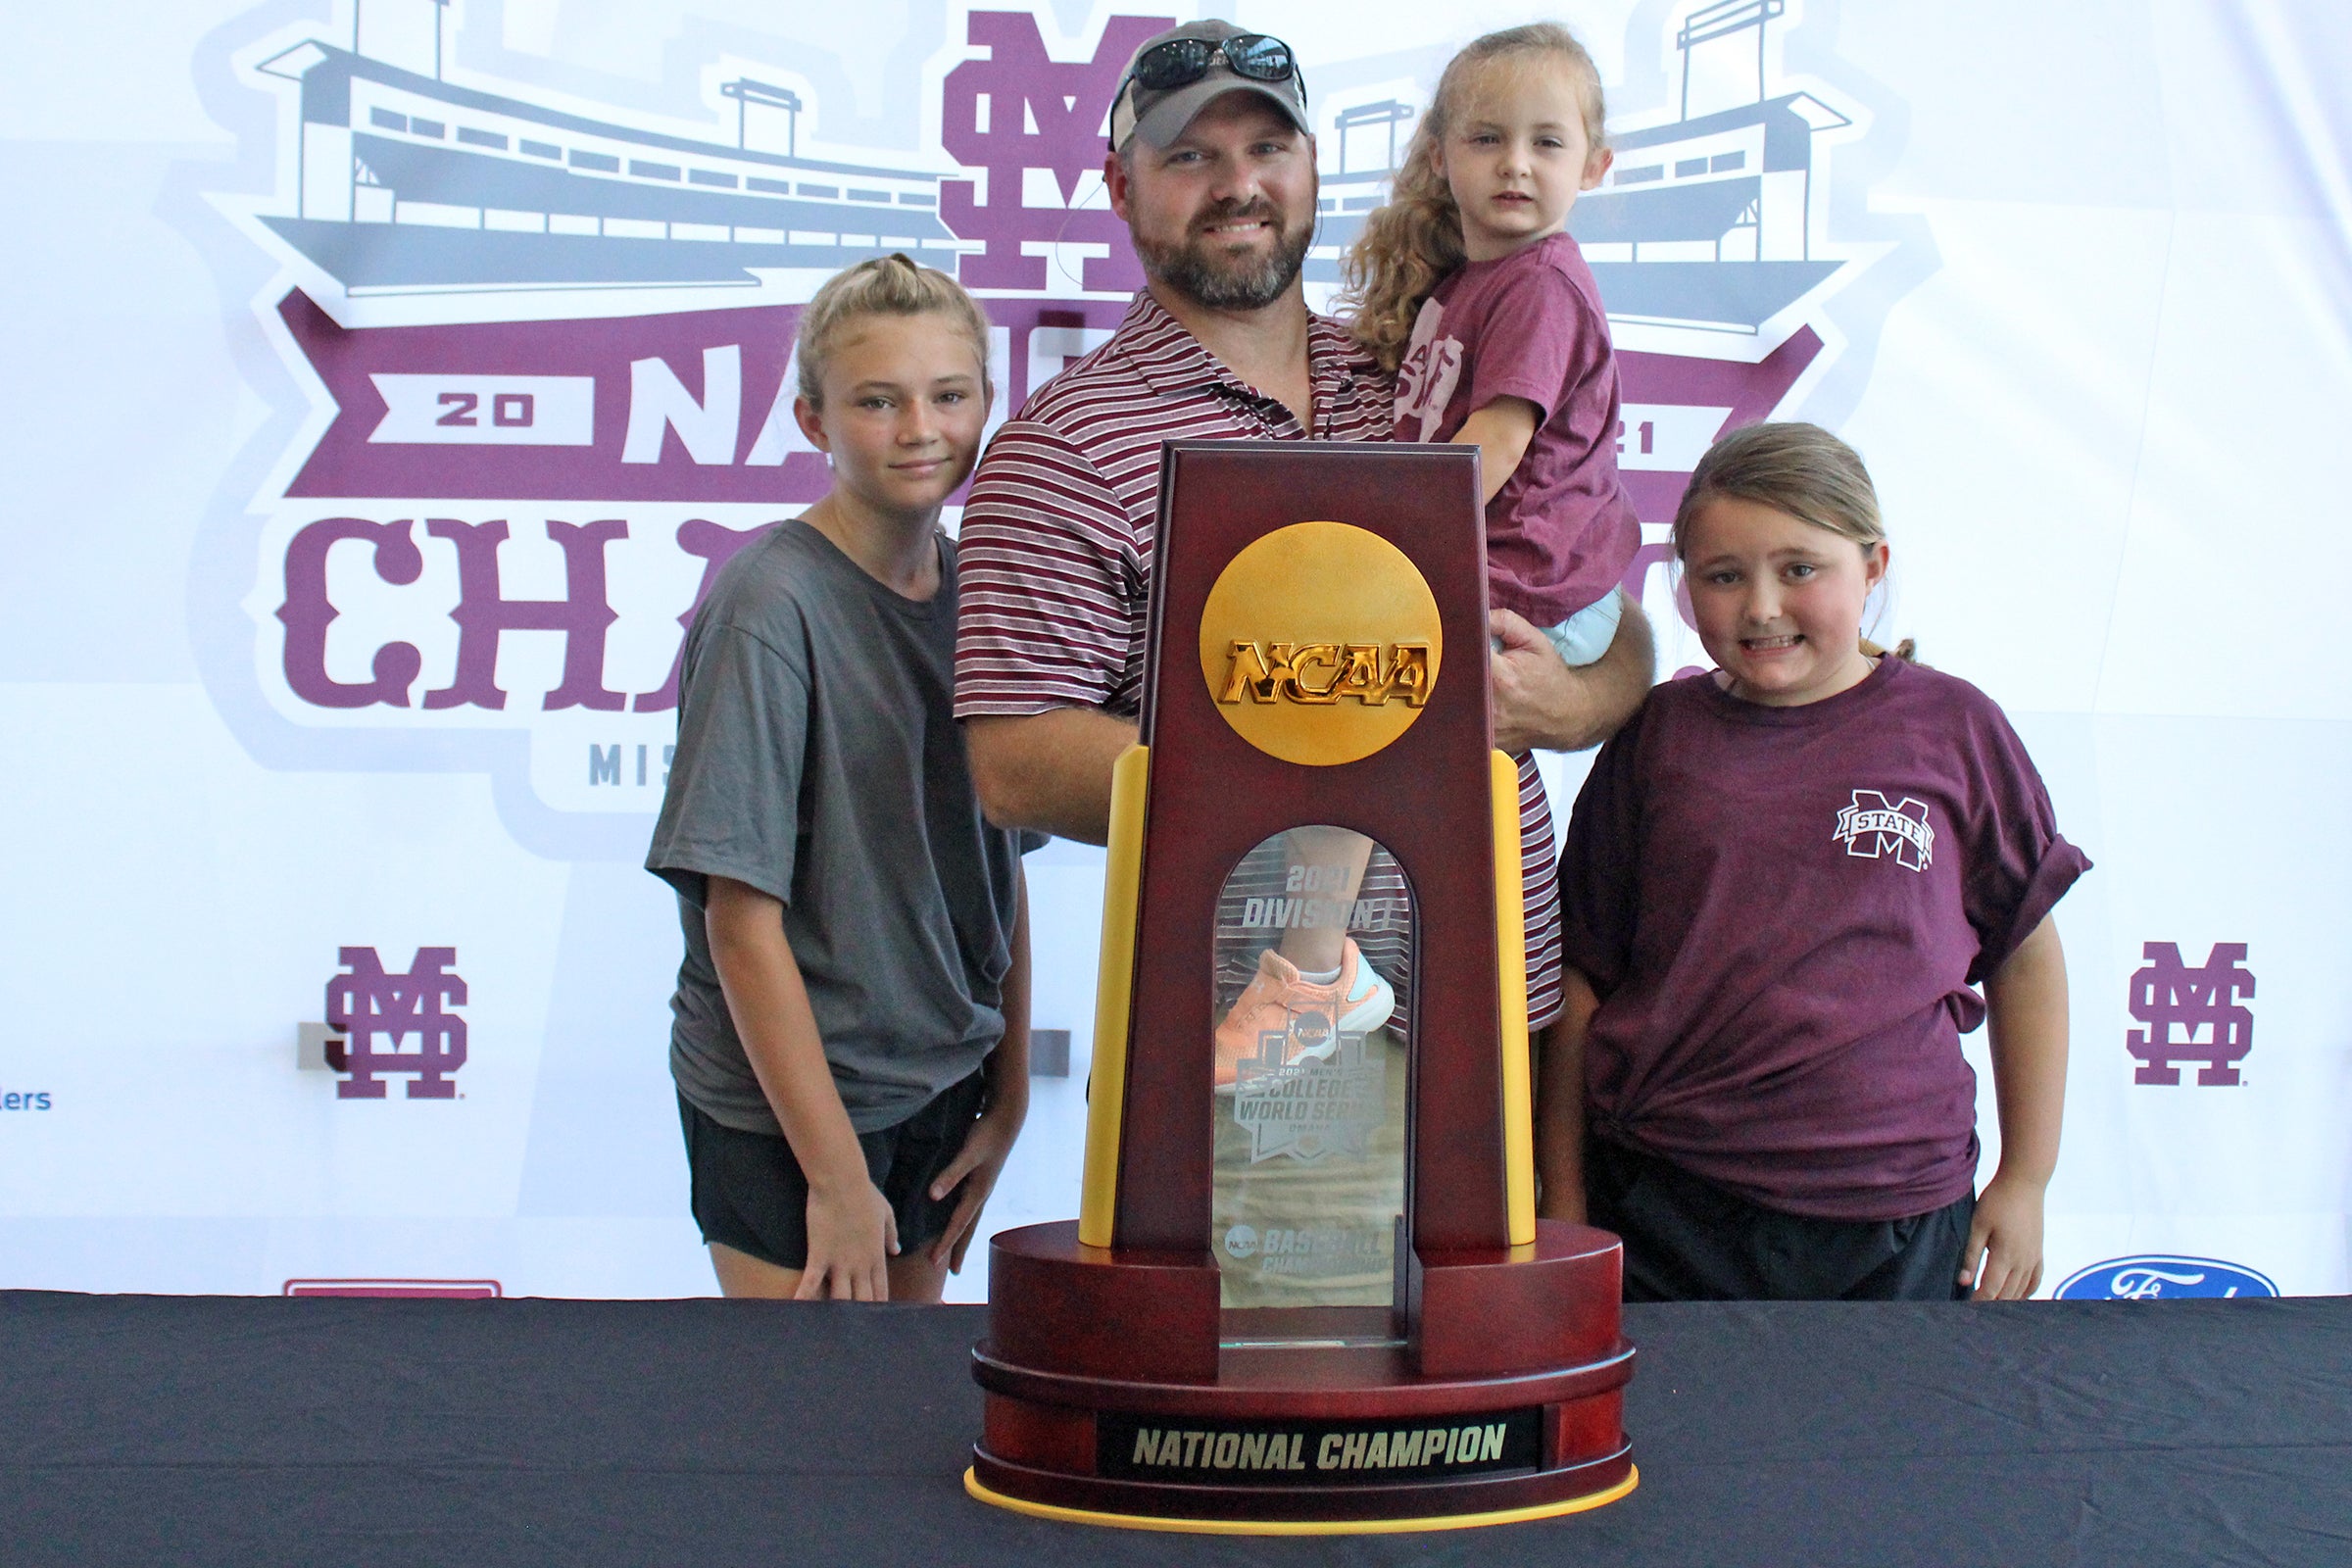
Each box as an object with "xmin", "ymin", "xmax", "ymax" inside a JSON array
[
  {"xmin": 926, "ymin": 1093, "xmax": 1028, "ymax": 1272},
  {"xmin": 1490, "ymin": 598, "xmax": 1656, "ymax": 755},
  {"xmin": 797, "ymin": 1173, "xmax": 899, "ymax": 1301}
]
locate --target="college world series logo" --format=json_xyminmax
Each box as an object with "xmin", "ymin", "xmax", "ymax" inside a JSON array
[
  {"xmin": 1231, "ymin": 1030, "xmax": 1387, "ymax": 1164},
  {"xmin": 189, "ymin": 1, "xmax": 1922, "ymax": 838}
]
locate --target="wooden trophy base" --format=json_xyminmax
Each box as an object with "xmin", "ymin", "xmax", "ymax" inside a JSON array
[{"xmin": 966, "ymin": 1221, "xmax": 1637, "ymax": 1534}]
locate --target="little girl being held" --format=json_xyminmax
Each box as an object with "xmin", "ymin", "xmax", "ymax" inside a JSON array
[
  {"xmin": 1539, "ymin": 422, "xmax": 2086, "ymax": 1301},
  {"xmin": 1213, "ymin": 24, "xmax": 1643, "ymax": 1087},
  {"xmin": 1345, "ymin": 22, "xmax": 1640, "ymax": 665}
]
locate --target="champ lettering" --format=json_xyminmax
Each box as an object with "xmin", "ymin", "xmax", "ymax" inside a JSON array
[{"xmin": 1314, "ymin": 1423, "xmax": 1506, "ymax": 1469}]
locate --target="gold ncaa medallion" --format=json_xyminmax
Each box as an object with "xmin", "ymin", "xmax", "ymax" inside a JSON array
[{"xmin": 1197, "ymin": 520, "xmax": 1444, "ymax": 767}]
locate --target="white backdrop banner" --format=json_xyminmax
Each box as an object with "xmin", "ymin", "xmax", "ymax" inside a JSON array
[{"xmin": 2, "ymin": 0, "xmax": 2345, "ymax": 1301}]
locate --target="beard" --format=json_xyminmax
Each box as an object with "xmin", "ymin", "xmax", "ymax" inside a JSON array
[{"xmin": 1133, "ymin": 198, "xmax": 1313, "ymax": 311}]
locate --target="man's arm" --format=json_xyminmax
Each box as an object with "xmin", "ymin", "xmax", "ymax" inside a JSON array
[
  {"xmin": 963, "ymin": 707, "xmax": 1139, "ymax": 845},
  {"xmin": 1490, "ymin": 596, "xmax": 1656, "ymax": 755},
  {"xmin": 953, "ymin": 409, "xmax": 1139, "ymax": 845},
  {"xmin": 705, "ymin": 874, "xmax": 897, "ymax": 1300}
]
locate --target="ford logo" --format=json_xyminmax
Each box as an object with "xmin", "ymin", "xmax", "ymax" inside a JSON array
[{"xmin": 2053, "ymin": 1254, "xmax": 2279, "ymax": 1300}]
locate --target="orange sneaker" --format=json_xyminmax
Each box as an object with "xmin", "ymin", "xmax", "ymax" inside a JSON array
[{"xmin": 1212, "ymin": 939, "xmax": 1396, "ymax": 1093}]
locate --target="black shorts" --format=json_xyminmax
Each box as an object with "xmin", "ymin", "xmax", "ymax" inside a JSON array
[
  {"xmin": 678, "ymin": 1071, "xmax": 988, "ymax": 1272},
  {"xmin": 1585, "ymin": 1133, "xmax": 1976, "ymax": 1302}
]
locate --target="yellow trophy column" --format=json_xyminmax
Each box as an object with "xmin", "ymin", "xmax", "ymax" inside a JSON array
[
  {"xmin": 1077, "ymin": 743, "xmax": 1150, "ymax": 1249},
  {"xmin": 1491, "ymin": 751, "xmax": 1536, "ymax": 1247}
]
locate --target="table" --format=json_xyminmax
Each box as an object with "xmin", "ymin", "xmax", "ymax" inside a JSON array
[{"xmin": 3, "ymin": 1292, "xmax": 2346, "ymax": 1566}]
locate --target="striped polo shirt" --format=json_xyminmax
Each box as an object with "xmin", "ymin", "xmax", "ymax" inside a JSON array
[{"xmin": 955, "ymin": 290, "xmax": 1564, "ymax": 1029}]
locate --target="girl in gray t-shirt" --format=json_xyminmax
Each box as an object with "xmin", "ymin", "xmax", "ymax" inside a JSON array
[{"xmin": 647, "ymin": 256, "xmax": 1034, "ymax": 1303}]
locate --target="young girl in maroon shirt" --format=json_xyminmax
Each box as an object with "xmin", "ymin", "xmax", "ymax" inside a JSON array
[
  {"xmin": 1212, "ymin": 24, "xmax": 1645, "ymax": 1088},
  {"xmin": 1539, "ymin": 422, "xmax": 2086, "ymax": 1301},
  {"xmin": 1344, "ymin": 21, "xmax": 1639, "ymax": 661}
]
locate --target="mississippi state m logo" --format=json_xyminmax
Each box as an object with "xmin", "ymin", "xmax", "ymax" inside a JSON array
[
  {"xmin": 323, "ymin": 947, "xmax": 468, "ymax": 1100},
  {"xmin": 1834, "ymin": 791, "xmax": 1934, "ymax": 871},
  {"xmin": 2127, "ymin": 942, "xmax": 2255, "ymax": 1086}
]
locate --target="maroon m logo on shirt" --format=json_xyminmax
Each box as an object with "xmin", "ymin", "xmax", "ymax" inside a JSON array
[{"xmin": 1833, "ymin": 790, "xmax": 1934, "ymax": 872}]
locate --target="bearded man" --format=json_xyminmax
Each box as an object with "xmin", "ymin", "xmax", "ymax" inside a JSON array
[{"xmin": 953, "ymin": 20, "xmax": 1653, "ymax": 1046}]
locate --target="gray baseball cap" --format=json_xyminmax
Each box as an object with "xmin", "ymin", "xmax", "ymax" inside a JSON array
[{"xmin": 1107, "ymin": 21, "xmax": 1309, "ymax": 153}]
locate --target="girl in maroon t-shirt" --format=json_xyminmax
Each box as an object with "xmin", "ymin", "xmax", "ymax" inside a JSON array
[
  {"xmin": 1211, "ymin": 24, "xmax": 1647, "ymax": 1088},
  {"xmin": 1540, "ymin": 422, "xmax": 2087, "ymax": 1302},
  {"xmin": 1341, "ymin": 21, "xmax": 1640, "ymax": 666}
]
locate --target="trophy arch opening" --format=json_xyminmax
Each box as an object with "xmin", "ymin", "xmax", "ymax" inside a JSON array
[{"xmin": 1209, "ymin": 824, "xmax": 1417, "ymax": 1333}]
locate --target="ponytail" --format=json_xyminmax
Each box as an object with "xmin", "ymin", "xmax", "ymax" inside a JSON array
[{"xmin": 795, "ymin": 252, "xmax": 992, "ymax": 408}]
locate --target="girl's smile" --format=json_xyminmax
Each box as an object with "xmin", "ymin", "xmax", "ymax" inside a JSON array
[
  {"xmin": 1681, "ymin": 494, "xmax": 1889, "ymax": 707},
  {"xmin": 793, "ymin": 314, "xmax": 989, "ymax": 524},
  {"xmin": 790, "ymin": 308, "xmax": 992, "ymax": 599}
]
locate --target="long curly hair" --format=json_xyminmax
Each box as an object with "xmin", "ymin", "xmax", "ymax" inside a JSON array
[{"xmin": 1339, "ymin": 24, "xmax": 1608, "ymax": 371}]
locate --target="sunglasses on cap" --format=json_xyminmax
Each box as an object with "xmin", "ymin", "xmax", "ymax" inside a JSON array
[{"xmin": 1127, "ymin": 31, "xmax": 1299, "ymax": 93}]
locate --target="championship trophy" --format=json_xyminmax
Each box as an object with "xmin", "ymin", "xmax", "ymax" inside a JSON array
[{"xmin": 965, "ymin": 442, "xmax": 1636, "ymax": 1533}]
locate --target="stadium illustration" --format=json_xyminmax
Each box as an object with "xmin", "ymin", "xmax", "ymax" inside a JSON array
[
  {"xmin": 250, "ymin": 0, "xmax": 1850, "ymax": 334},
  {"xmin": 253, "ymin": 36, "xmax": 960, "ymax": 292}
]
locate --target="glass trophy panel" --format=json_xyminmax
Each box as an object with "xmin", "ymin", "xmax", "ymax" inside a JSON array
[{"xmin": 1210, "ymin": 826, "xmax": 1411, "ymax": 1324}]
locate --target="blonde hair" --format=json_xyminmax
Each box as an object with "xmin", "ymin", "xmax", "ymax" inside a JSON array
[
  {"xmin": 1674, "ymin": 421, "xmax": 1914, "ymax": 660},
  {"xmin": 1339, "ymin": 24, "xmax": 1608, "ymax": 371},
  {"xmin": 795, "ymin": 253, "xmax": 992, "ymax": 407}
]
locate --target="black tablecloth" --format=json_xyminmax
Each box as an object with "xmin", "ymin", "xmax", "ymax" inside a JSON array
[{"xmin": 4, "ymin": 1291, "xmax": 2347, "ymax": 1566}]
